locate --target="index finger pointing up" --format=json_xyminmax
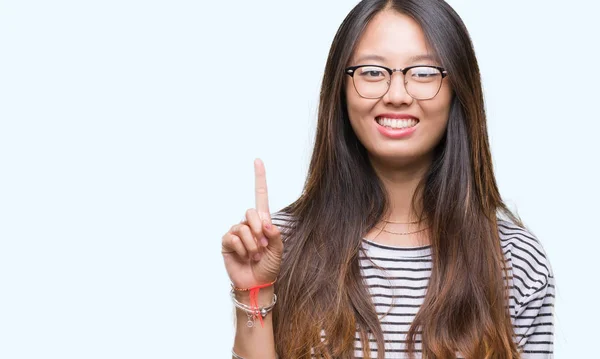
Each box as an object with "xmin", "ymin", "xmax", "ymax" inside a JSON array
[{"xmin": 254, "ymin": 158, "xmax": 271, "ymax": 221}]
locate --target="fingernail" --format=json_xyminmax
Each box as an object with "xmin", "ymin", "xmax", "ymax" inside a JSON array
[
  {"xmin": 263, "ymin": 220, "xmax": 271, "ymax": 230},
  {"xmin": 261, "ymin": 237, "xmax": 268, "ymax": 247},
  {"xmin": 253, "ymin": 253, "xmax": 262, "ymax": 261}
]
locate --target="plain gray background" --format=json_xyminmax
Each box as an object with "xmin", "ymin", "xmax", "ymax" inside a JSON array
[{"xmin": 1, "ymin": 0, "xmax": 598, "ymax": 357}]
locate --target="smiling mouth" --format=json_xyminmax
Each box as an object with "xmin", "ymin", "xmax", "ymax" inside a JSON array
[{"xmin": 375, "ymin": 117, "xmax": 420, "ymax": 129}]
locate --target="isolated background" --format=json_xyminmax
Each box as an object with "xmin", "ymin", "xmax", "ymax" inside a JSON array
[{"xmin": 1, "ymin": 0, "xmax": 598, "ymax": 357}]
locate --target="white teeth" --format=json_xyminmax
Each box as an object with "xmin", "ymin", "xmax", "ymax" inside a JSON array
[{"xmin": 376, "ymin": 117, "xmax": 418, "ymax": 129}]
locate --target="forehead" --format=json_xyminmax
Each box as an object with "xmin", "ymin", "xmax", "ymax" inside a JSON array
[{"xmin": 351, "ymin": 10, "xmax": 437, "ymax": 65}]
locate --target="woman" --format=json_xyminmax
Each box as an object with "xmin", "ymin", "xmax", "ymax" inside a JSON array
[{"xmin": 221, "ymin": 0, "xmax": 555, "ymax": 358}]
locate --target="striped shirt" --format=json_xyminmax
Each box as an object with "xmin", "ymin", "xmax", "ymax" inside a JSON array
[
  {"xmin": 350, "ymin": 219, "xmax": 555, "ymax": 358},
  {"xmin": 274, "ymin": 216, "xmax": 556, "ymax": 359}
]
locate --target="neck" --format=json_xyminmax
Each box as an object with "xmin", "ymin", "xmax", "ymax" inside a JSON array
[{"xmin": 368, "ymin": 153, "xmax": 433, "ymax": 222}]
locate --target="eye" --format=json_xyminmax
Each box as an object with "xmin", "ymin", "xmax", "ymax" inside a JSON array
[
  {"xmin": 409, "ymin": 67, "xmax": 441, "ymax": 82},
  {"xmin": 363, "ymin": 70, "xmax": 383, "ymax": 77},
  {"xmin": 357, "ymin": 66, "xmax": 387, "ymax": 81}
]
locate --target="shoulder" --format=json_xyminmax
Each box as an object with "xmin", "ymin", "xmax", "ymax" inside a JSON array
[
  {"xmin": 497, "ymin": 219, "xmax": 553, "ymax": 278},
  {"xmin": 496, "ymin": 219, "xmax": 555, "ymax": 312}
]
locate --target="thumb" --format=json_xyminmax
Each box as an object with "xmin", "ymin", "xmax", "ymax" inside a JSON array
[{"xmin": 262, "ymin": 218, "xmax": 283, "ymax": 253}]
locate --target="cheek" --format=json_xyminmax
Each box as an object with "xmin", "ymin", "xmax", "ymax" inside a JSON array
[
  {"xmin": 345, "ymin": 81, "xmax": 373, "ymax": 120},
  {"xmin": 437, "ymin": 84, "xmax": 453, "ymax": 112},
  {"xmin": 423, "ymin": 87, "xmax": 452, "ymax": 123},
  {"xmin": 345, "ymin": 80, "xmax": 358, "ymax": 111}
]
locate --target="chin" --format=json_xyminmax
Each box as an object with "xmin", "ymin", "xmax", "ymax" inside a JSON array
[{"xmin": 368, "ymin": 144, "xmax": 432, "ymax": 166}]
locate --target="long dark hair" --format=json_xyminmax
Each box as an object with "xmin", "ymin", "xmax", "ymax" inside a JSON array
[{"xmin": 272, "ymin": 1, "xmax": 523, "ymax": 358}]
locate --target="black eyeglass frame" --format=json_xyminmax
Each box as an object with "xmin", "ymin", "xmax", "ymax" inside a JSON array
[{"xmin": 344, "ymin": 64, "xmax": 449, "ymax": 100}]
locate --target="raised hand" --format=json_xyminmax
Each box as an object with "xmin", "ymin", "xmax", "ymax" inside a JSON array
[{"xmin": 221, "ymin": 158, "xmax": 283, "ymax": 290}]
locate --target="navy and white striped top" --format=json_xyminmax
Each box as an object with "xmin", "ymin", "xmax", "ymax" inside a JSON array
[
  {"xmin": 349, "ymin": 218, "xmax": 555, "ymax": 358},
  {"xmin": 273, "ymin": 216, "xmax": 556, "ymax": 359}
]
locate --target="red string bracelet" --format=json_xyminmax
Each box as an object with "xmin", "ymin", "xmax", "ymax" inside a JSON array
[{"xmin": 231, "ymin": 279, "xmax": 276, "ymax": 327}]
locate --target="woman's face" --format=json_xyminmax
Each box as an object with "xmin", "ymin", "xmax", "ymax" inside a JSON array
[{"xmin": 345, "ymin": 10, "xmax": 453, "ymax": 167}]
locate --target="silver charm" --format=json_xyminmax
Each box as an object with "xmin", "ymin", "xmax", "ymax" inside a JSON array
[{"xmin": 246, "ymin": 312, "xmax": 254, "ymax": 327}]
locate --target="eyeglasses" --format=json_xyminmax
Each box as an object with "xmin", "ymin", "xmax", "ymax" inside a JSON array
[{"xmin": 344, "ymin": 64, "xmax": 448, "ymax": 100}]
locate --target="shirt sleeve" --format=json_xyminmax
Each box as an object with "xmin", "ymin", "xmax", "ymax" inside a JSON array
[{"xmin": 513, "ymin": 265, "xmax": 556, "ymax": 358}]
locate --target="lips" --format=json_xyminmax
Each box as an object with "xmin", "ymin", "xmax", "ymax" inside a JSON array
[
  {"xmin": 375, "ymin": 113, "xmax": 420, "ymax": 130},
  {"xmin": 372, "ymin": 113, "xmax": 420, "ymax": 139},
  {"xmin": 376, "ymin": 117, "xmax": 419, "ymax": 129}
]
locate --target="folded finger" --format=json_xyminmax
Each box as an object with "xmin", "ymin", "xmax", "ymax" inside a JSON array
[
  {"xmin": 222, "ymin": 233, "xmax": 248, "ymax": 259},
  {"xmin": 232, "ymin": 224, "xmax": 261, "ymax": 260}
]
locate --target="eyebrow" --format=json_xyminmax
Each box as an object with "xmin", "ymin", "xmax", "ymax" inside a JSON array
[{"xmin": 354, "ymin": 53, "xmax": 439, "ymax": 64}]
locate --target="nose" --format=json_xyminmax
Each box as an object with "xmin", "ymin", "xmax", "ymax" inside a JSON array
[{"xmin": 382, "ymin": 71, "xmax": 413, "ymax": 106}]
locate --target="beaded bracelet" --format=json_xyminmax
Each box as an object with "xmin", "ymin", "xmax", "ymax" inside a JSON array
[{"xmin": 231, "ymin": 279, "xmax": 276, "ymax": 292}]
